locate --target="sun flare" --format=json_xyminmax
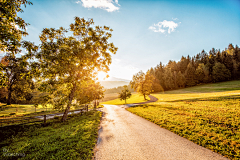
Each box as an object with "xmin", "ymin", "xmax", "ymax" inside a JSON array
[{"xmin": 97, "ymin": 71, "xmax": 107, "ymax": 81}]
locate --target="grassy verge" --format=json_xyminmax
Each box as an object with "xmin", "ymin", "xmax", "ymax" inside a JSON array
[
  {"xmin": 0, "ymin": 104, "xmax": 55, "ymax": 118},
  {"xmin": 127, "ymin": 80, "xmax": 240, "ymax": 159},
  {"xmin": 101, "ymin": 93, "xmax": 149, "ymax": 105},
  {"xmin": 0, "ymin": 110, "xmax": 102, "ymax": 160},
  {"xmin": 0, "ymin": 103, "xmax": 87, "ymax": 118}
]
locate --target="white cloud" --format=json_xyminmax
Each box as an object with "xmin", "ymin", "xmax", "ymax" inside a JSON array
[
  {"xmin": 172, "ymin": 17, "xmax": 178, "ymax": 20},
  {"xmin": 76, "ymin": 0, "xmax": 119, "ymax": 12},
  {"xmin": 149, "ymin": 20, "xmax": 180, "ymax": 34}
]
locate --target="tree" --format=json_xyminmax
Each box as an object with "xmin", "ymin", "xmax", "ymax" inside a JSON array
[
  {"xmin": 87, "ymin": 81, "xmax": 104, "ymax": 108},
  {"xmin": 130, "ymin": 71, "xmax": 154, "ymax": 100},
  {"xmin": 154, "ymin": 62, "xmax": 165, "ymax": 89},
  {"xmin": 185, "ymin": 63, "xmax": 197, "ymax": 87},
  {"xmin": 176, "ymin": 71, "xmax": 185, "ymax": 88},
  {"xmin": 163, "ymin": 67, "xmax": 174, "ymax": 90},
  {"xmin": 119, "ymin": 85, "xmax": 132, "ymax": 104},
  {"xmin": 212, "ymin": 62, "xmax": 231, "ymax": 82},
  {"xmin": 195, "ymin": 63, "xmax": 206, "ymax": 83},
  {"xmin": 35, "ymin": 17, "xmax": 117, "ymax": 121},
  {"xmin": 0, "ymin": 54, "xmax": 34, "ymax": 105},
  {"xmin": 0, "ymin": 0, "xmax": 32, "ymax": 52}
]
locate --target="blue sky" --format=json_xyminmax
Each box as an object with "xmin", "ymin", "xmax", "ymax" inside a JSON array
[{"xmin": 17, "ymin": 0, "xmax": 240, "ymax": 80}]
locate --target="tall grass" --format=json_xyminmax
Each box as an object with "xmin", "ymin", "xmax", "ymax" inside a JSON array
[
  {"xmin": 0, "ymin": 110, "xmax": 102, "ymax": 160},
  {"xmin": 127, "ymin": 80, "xmax": 240, "ymax": 159}
]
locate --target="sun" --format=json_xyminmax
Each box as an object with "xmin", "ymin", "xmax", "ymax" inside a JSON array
[{"xmin": 97, "ymin": 71, "xmax": 107, "ymax": 81}]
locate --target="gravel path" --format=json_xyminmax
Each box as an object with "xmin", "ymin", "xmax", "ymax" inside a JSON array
[{"xmin": 94, "ymin": 96, "xmax": 228, "ymax": 160}]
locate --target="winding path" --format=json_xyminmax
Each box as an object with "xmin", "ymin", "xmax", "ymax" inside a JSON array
[{"xmin": 94, "ymin": 95, "xmax": 228, "ymax": 160}]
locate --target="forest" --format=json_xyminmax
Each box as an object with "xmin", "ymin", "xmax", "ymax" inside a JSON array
[{"xmin": 147, "ymin": 44, "xmax": 240, "ymax": 92}]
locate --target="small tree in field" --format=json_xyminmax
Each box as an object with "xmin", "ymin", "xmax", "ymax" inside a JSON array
[
  {"xmin": 130, "ymin": 71, "xmax": 154, "ymax": 100},
  {"xmin": 119, "ymin": 85, "xmax": 132, "ymax": 104}
]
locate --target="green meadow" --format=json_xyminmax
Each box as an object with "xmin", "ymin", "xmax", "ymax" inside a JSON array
[
  {"xmin": 127, "ymin": 80, "xmax": 240, "ymax": 160},
  {"xmin": 0, "ymin": 110, "xmax": 102, "ymax": 160}
]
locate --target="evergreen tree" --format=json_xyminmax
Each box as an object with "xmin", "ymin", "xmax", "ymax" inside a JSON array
[
  {"xmin": 185, "ymin": 63, "xmax": 196, "ymax": 87},
  {"xmin": 176, "ymin": 71, "xmax": 185, "ymax": 88},
  {"xmin": 212, "ymin": 62, "xmax": 231, "ymax": 82},
  {"xmin": 154, "ymin": 62, "xmax": 165, "ymax": 89},
  {"xmin": 179, "ymin": 56, "xmax": 189, "ymax": 74},
  {"xmin": 163, "ymin": 68, "xmax": 174, "ymax": 90},
  {"xmin": 195, "ymin": 63, "xmax": 205, "ymax": 83}
]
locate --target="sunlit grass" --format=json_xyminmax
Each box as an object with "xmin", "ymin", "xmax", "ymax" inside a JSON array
[
  {"xmin": 127, "ymin": 80, "xmax": 240, "ymax": 159},
  {"xmin": 0, "ymin": 110, "xmax": 102, "ymax": 160},
  {"xmin": 0, "ymin": 103, "xmax": 86, "ymax": 118},
  {"xmin": 101, "ymin": 93, "xmax": 149, "ymax": 105},
  {"xmin": 0, "ymin": 104, "xmax": 56, "ymax": 118}
]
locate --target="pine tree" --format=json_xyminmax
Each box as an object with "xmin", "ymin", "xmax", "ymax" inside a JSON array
[
  {"xmin": 176, "ymin": 71, "xmax": 185, "ymax": 88},
  {"xmin": 212, "ymin": 62, "xmax": 231, "ymax": 82},
  {"xmin": 185, "ymin": 63, "xmax": 196, "ymax": 87},
  {"xmin": 163, "ymin": 68, "xmax": 174, "ymax": 90}
]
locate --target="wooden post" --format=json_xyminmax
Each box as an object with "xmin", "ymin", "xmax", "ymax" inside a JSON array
[{"xmin": 43, "ymin": 115, "xmax": 46, "ymax": 126}]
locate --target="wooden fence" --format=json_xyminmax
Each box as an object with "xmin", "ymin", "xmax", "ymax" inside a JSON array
[{"xmin": 0, "ymin": 106, "xmax": 88, "ymax": 127}]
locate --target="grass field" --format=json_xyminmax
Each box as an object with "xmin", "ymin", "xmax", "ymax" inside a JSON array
[
  {"xmin": 127, "ymin": 80, "xmax": 240, "ymax": 159},
  {"xmin": 0, "ymin": 110, "xmax": 102, "ymax": 160},
  {"xmin": 100, "ymin": 93, "xmax": 119, "ymax": 102},
  {"xmin": 0, "ymin": 104, "xmax": 56, "ymax": 118},
  {"xmin": 101, "ymin": 93, "xmax": 149, "ymax": 105},
  {"xmin": 0, "ymin": 103, "xmax": 89, "ymax": 118}
]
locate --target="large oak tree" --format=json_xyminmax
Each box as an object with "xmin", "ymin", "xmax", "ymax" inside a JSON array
[
  {"xmin": 35, "ymin": 17, "xmax": 117, "ymax": 121},
  {"xmin": 0, "ymin": 0, "xmax": 32, "ymax": 52}
]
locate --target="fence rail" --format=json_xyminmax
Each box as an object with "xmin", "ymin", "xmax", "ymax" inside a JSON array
[{"xmin": 0, "ymin": 106, "xmax": 89, "ymax": 127}]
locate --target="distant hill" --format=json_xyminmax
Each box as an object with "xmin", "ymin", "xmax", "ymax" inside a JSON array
[{"xmin": 99, "ymin": 77, "xmax": 130, "ymax": 89}]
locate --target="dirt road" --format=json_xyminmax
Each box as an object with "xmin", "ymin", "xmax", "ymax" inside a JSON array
[{"xmin": 94, "ymin": 104, "xmax": 228, "ymax": 160}]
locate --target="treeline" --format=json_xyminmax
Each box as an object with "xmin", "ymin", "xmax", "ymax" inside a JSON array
[
  {"xmin": 105, "ymin": 85, "xmax": 134, "ymax": 94},
  {"xmin": 148, "ymin": 44, "xmax": 240, "ymax": 92}
]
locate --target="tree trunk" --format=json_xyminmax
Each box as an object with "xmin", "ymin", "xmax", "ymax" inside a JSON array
[
  {"xmin": 61, "ymin": 83, "xmax": 76, "ymax": 122},
  {"xmin": 7, "ymin": 86, "xmax": 12, "ymax": 105},
  {"xmin": 144, "ymin": 94, "xmax": 146, "ymax": 100}
]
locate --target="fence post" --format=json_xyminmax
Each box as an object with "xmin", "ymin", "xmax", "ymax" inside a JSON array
[{"xmin": 43, "ymin": 115, "xmax": 46, "ymax": 126}]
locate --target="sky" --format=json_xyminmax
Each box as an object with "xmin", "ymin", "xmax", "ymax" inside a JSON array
[{"xmin": 14, "ymin": 0, "xmax": 240, "ymax": 80}]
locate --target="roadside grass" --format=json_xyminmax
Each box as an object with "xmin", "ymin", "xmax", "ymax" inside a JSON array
[
  {"xmin": 0, "ymin": 110, "xmax": 102, "ymax": 160},
  {"xmin": 127, "ymin": 80, "xmax": 240, "ymax": 159},
  {"xmin": 0, "ymin": 103, "xmax": 86, "ymax": 118},
  {"xmin": 0, "ymin": 104, "xmax": 55, "ymax": 118},
  {"xmin": 101, "ymin": 93, "xmax": 149, "ymax": 105}
]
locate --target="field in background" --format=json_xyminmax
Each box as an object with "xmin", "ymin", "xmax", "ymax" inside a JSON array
[
  {"xmin": 101, "ymin": 93, "xmax": 149, "ymax": 105},
  {"xmin": 0, "ymin": 103, "xmax": 86, "ymax": 118},
  {"xmin": 0, "ymin": 91, "xmax": 123, "ymax": 118},
  {"xmin": 100, "ymin": 93, "xmax": 120, "ymax": 102},
  {"xmin": 0, "ymin": 104, "xmax": 56, "ymax": 118},
  {"xmin": 0, "ymin": 110, "xmax": 102, "ymax": 160},
  {"xmin": 127, "ymin": 80, "xmax": 240, "ymax": 159}
]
